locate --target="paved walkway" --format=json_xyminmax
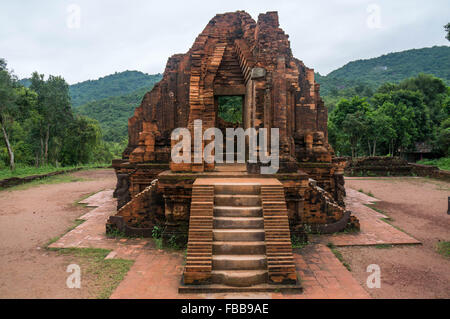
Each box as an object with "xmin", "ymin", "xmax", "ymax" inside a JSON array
[
  {"xmin": 322, "ymin": 188, "xmax": 421, "ymax": 247},
  {"xmin": 50, "ymin": 186, "xmax": 416, "ymax": 299},
  {"xmin": 110, "ymin": 243, "xmax": 369, "ymax": 299},
  {"xmin": 49, "ymin": 190, "xmax": 150, "ymax": 260}
]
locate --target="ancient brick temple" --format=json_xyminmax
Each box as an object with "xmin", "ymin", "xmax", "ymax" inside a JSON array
[{"xmin": 107, "ymin": 11, "xmax": 358, "ymax": 291}]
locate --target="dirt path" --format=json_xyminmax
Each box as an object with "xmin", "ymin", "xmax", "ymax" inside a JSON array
[
  {"xmin": 0, "ymin": 169, "xmax": 116, "ymax": 298},
  {"xmin": 340, "ymin": 177, "xmax": 450, "ymax": 299}
]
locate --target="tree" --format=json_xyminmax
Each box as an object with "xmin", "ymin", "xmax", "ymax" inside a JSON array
[
  {"xmin": 365, "ymin": 110, "xmax": 395, "ymax": 156},
  {"xmin": 329, "ymin": 96, "xmax": 371, "ymax": 157},
  {"xmin": 436, "ymin": 118, "xmax": 450, "ymax": 156},
  {"xmin": 341, "ymin": 111, "xmax": 367, "ymax": 158},
  {"xmin": 373, "ymin": 88, "xmax": 431, "ymax": 148},
  {"xmin": 0, "ymin": 58, "xmax": 7, "ymax": 71},
  {"xmin": 445, "ymin": 23, "xmax": 450, "ymax": 41},
  {"xmin": 398, "ymin": 74, "xmax": 447, "ymax": 128},
  {"xmin": 60, "ymin": 116, "xmax": 101, "ymax": 165},
  {"xmin": 0, "ymin": 62, "xmax": 18, "ymax": 170},
  {"xmin": 30, "ymin": 73, "xmax": 72, "ymax": 166},
  {"xmin": 376, "ymin": 101, "xmax": 415, "ymax": 155}
]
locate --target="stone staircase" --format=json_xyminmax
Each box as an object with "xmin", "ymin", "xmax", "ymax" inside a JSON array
[
  {"xmin": 181, "ymin": 178, "xmax": 301, "ymax": 292},
  {"xmin": 211, "ymin": 183, "xmax": 267, "ymax": 287}
]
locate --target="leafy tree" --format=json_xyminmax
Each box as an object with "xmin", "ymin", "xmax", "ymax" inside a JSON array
[
  {"xmin": 326, "ymin": 74, "xmax": 449, "ymax": 158},
  {"xmin": 373, "ymin": 88, "xmax": 431, "ymax": 145},
  {"xmin": 445, "ymin": 23, "xmax": 450, "ymax": 41},
  {"xmin": 0, "ymin": 58, "xmax": 7, "ymax": 71},
  {"xmin": 436, "ymin": 118, "xmax": 450, "ymax": 156},
  {"xmin": 397, "ymin": 73, "xmax": 448, "ymax": 126},
  {"xmin": 0, "ymin": 62, "xmax": 17, "ymax": 169},
  {"xmin": 60, "ymin": 116, "xmax": 101, "ymax": 165},
  {"xmin": 329, "ymin": 97, "xmax": 370, "ymax": 157},
  {"xmin": 30, "ymin": 73, "xmax": 72, "ymax": 165},
  {"xmin": 341, "ymin": 111, "xmax": 367, "ymax": 158},
  {"xmin": 376, "ymin": 101, "xmax": 415, "ymax": 155},
  {"xmin": 365, "ymin": 109, "xmax": 395, "ymax": 156}
]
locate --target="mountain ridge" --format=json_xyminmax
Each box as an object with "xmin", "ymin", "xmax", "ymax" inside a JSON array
[{"xmin": 316, "ymin": 45, "xmax": 450, "ymax": 96}]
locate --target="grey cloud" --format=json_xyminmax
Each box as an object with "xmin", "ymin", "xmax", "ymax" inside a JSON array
[{"xmin": 0, "ymin": 0, "xmax": 448, "ymax": 84}]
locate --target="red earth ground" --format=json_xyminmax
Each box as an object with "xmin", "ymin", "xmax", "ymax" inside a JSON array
[
  {"xmin": 0, "ymin": 169, "xmax": 116, "ymax": 298},
  {"xmin": 340, "ymin": 177, "xmax": 450, "ymax": 299}
]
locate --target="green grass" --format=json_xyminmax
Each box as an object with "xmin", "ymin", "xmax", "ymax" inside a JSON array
[
  {"xmin": 379, "ymin": 217, "xmax": 417, "ymax": 239},
  {"xmin": 42, "ymin": 192, "xmax": 133, "ymax": 299},
  {"xmin": 358, "ymin": 189, "xmax": 374, "ymax": 197},
  {"xmin": 365, "ymin": 204, "xmax": 418, "ymax": 240},
  {"xmin": 417, "ymin": 157, "xmax": 450, "ymax": 171},
  {"xmin": 153, "ymin": 238, "xmax": 163, "ymax": 249},
  {"xmin": 3, "ymin": 174, "xmax": 88, "ymax": 191},
  {"xmin": 51, "ymin": 247, "xmax": 134, "ymax": 299},
  {"xmin": 291, "ymin": 234, "xmax": 309, "ymax": 249},
  {"xmin": 73, "ymin": 190, "xmax": 103, "ymax": 207},
  {"xmin": 327, "ymin": 243, "xmax": 351, "ymax": 271},
  {"xmin": 375, "ymin": 244, "xmax": 394, "ymax": 249},
  {"xmin": 364, "ymin": 204, "xmax": 390, "ymax": 218},
  {"xmin": 0, "ymin": 163, "xmax": 111, "ymax": 180},
  {"xmin": 436, "ymin": 241, "xmax": 450, "ymax": 258},
  {"xmin": 45, "ymin": 219, "xmax": 86, "ymax": 248}
]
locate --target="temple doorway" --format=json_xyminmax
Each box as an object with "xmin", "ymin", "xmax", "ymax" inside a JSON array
[
  {"xmin": 214, "ymin": 95, "xmax": 246, "ymax": 164},
  {"xmin": 217, "ymin": 96, "xmax": 243, "ymax": 126}
]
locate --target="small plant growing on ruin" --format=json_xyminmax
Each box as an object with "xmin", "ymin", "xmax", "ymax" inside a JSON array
[
  {"xmin": 152, "ymin": 225, "xmax": 162, "ymax": 239},
  {"xmin": 152, "ymin": 225, "xmax": 163, "ymax": 249}
]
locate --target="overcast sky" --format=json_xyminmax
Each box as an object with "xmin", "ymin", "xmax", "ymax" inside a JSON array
[{"xmin": 1, "ymin": 0, "xmax": 449, "ymax": 84}]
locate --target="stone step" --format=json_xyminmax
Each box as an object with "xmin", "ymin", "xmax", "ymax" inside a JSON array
[
  {"xmin": 214, "ymin": 206, "xmax": 262, "ymax": 217},
  {"xmin": 179, "ymin": 283, "xmax": 302, "ymax": 293},
  {"xmin": 211, "ymin": 270, "xmax": 268, "ymax": 287},
  {"xmin": 213, "ymin": 216, "xmax": 264, "ymax": 229},
  {"xmin": 214, "ymin": 184, "xmax": 260, "ymax": 195},
  {"xmin": 213, "ymin": 229, "xmax": 265, "ymax": 241},
  {"xmin": 214, "ymin": 164, "xmax": 246, "ymax": 172},
  {"xmin": 213, "ymin": 241, "xmax": 266, "ymax": 255},
  {"xmin": 215, "ymin": 194, "xmax": 261, "ymax": 206},
  {"xmin": 212, "ymin": 254, "xmax": 267, "ymax": 270}
]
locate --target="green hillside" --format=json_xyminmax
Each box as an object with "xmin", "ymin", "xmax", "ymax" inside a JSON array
[
  {"xmin": 75, "ymin": 86, "xmax": 153, "ymax": 143},
  {"xmin": 69, "ymin": 70, "xmax": 162, "ymax": 107},
  {"xmin": 317, "ymin": 46, "xmax": 450, "ymax": 97}
]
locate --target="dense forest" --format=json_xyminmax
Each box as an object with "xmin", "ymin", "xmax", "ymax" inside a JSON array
[
  {"xmin": 70, "ymin": 71, "xmax": 162, "ymax": 107},
  {"xmin": 327, "ymin": 74, "xmax": 449, "ymax": 158},
  {"xmin": 76, "ymin": 86, "xmax": 153, "ymax": 143},
  {"xmin": 0, "ymin": 59, "xmax": 121, "ymax": 170}
]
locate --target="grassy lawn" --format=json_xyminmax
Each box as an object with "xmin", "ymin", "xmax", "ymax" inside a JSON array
[
  {"xmin": 417, "ymin": 157, "xmax": 450, "ymax": 171},
  {"xmin": 0, "ymin": 163, "xmax": 110, "ymax": 180}
]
